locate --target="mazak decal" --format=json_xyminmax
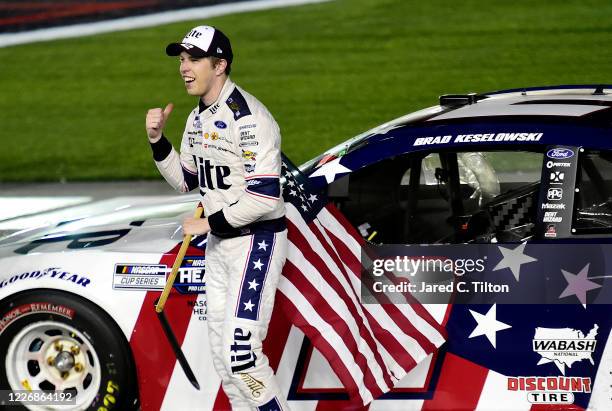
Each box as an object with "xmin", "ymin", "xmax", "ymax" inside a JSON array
[
  {"xmin": 547, "ymin": 148, "xmax": 574, "ymax": 159},
  {"xmin": 413, "ymin": 132, "xmax": 543, "ymax": 146},
  {"xmin": 542, "ymin": 203, "xmax": 566, "ymax": 210},
  {"xmin": 0, "ymin": 267, "xmax": 91, "ymax": 289},
  {"xmin": 533, "ymin": 325, "xmax": 598, "ymax": 374},
  {"xmin": 507, "ymin": 376, "xmax": 591, "ymax": 405},
  {"xmin": 113, "ymin": 264, "xmax": 166, "ymax": 290}
]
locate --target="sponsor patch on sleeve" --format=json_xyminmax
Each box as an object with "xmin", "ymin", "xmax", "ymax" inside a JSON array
[
  {"xmin": 226, "ymin": 88, "xmax": 252, "ymax": 120},
  {"xmin": 245, "ymin": 176, "xmax": 280, "ymax": 199}
]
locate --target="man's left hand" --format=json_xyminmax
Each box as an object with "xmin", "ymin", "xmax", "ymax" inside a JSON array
[{"xmin": 183, "ymin": 217, "xmax": 211, "ymax": 235}]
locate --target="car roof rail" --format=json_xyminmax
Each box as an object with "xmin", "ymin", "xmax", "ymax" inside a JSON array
[
  {"xmin": 439, "ymin": 93, "xmax": 488, "ymax": 107},
  {"xmin": 593, "ymin": 85, "xmax": 606, "ymax": 95},
  {"xmin": 484, "ymin": 84, "xmax": 612, "ymax": 96}
]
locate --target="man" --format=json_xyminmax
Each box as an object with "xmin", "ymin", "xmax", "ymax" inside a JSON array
[{"xmin": 145, "ymin": 25, "xmax": 288, "ymax": 410}]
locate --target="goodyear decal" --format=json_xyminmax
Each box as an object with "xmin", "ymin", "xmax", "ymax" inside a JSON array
[{"xmin": 0, "ymin": 267, "xmax": 91, "ymax": 289}]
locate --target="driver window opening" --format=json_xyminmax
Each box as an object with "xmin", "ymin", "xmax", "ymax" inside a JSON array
[
  {"xmin": 573, "ymin": 150, "xmax": 612, "ymax": 234},
  {"xmin": 330, "ymin": 150, "xmax": 542, "ymax": 244}
]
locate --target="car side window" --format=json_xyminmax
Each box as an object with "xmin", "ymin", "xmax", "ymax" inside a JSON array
[
  {"xmin": 331, "ymin": 150, "xmax": 543, "ymax": 244},
  {"xmin": 418, "ymin": 151, "xmax": 542, "ymax": 243},
  {"xmin": 573, "ymin": 150, "xmax": 612, "ymax": 234}
]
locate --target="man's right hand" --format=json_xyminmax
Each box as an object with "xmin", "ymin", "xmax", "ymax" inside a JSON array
[{"xmin": 146, "ymin": 103, "xmax": 174, "ymax": 143}]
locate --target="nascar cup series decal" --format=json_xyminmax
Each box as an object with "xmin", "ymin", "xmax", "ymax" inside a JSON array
[
  {"xmin": 113, "ymin": 264, "xmax": 167, "ymax": 290},
  {"xmin": 112, "ymin": 256, "xmax": 205, "ymax": 293}
]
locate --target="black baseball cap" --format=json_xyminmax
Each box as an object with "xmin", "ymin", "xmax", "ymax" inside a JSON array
[{"xmin": 166, "ymin": 25, "xmax": 233, "ymax": 63}]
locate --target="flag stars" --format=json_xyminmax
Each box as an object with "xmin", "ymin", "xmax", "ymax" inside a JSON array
[
  {"xmin": 286, "ymin": 180, "xmax": 295, "ymax": 187},
  {"xmin": 248, "ymin": 279, "xmax": 260, "ymax": 290},
  {"xmin": 243, "ymin": 300, "xmax": 254, "ymax": 311},
  {"xmin": 289, "ymin": 189, "xmax": 297, "ymax": 196},
  {"xmin": 308, "ymin": 194, "xmax": 318, "ymax": 203},
  {"xmin": 253, "ymin": 259, "xmax": 264, "ymax": 270},
  {"xmin": 257, "ymin": 240, "xmax": 268, "ymax": 251},
  {"xmin": 301, "ymin": 204, "xmax": 309, "ymax": 212}
]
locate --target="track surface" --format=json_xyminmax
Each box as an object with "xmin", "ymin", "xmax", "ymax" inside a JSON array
[{"xmin": 0, "ymin": 1, "xmax": 247, "ymax": 33}]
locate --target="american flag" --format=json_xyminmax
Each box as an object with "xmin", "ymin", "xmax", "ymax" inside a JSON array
[{"xmin": 276, "ymin": 157, "xmax": 447, "ymax": 405}]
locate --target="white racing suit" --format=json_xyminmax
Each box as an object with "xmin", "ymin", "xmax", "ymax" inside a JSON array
[{"xmin": 151, "ymin": 78, "xmax": 288, "ymax": 410}]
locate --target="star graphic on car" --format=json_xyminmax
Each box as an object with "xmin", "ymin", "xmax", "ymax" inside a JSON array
[
  {"xmin": 309, "ymin": 158, "xmax": 351, "ymax": 184},
  {"xmin": 468, "ymin": 304, "xmax": 512, "ymax": 349},
  {"xmin": 492, "ymin": 243, "xmax": 537, "ymax": 281},
  {"xmin": 559, "ymin": 263, "xmax": 602, "ymax": 307}
]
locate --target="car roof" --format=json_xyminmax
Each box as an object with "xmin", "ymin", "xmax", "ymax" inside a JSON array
[
  {"xmin": 431, "ymin": 85, "xmax": 612, "ymax": 122},
  {"xmin": 302, "ymin": 85, "xmax": 612, "ymax": 180}
]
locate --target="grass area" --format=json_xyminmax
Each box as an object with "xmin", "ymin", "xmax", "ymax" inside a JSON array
[{"xmin": 0, "ymin": 0, "xmax": 611, "ymax": 181}]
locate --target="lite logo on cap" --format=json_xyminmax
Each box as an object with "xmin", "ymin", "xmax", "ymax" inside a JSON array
[
  {"xmin": 186, "ymin": 29, "xmax": 203, "ymax": 39},
  {"xmin": 166, "ymin": 25, "xmax": 233, "ymax": 63}
]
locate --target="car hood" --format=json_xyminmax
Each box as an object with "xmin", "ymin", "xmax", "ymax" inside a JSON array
[{"xmin": 0, "ymin": 194, "xmax": 201, "ymax": 256}]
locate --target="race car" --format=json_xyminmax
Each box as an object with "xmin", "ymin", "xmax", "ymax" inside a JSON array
[{"xmin": 0, "ymin": 84, "xmax": 611, "ymax": 410}]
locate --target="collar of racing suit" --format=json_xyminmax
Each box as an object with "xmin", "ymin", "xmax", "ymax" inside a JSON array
[{"xmin": 197, "ymin": 77, "xmax": 235, "ymax": 120}]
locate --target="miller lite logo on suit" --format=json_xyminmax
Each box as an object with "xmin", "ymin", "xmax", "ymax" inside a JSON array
[
  {"xmin": 230, "ymin": 327, "xmax": 257, "ymax": 373},
  {"xmin": 196, "ymin": 157, "xmax": 231, "ymax": 190}
]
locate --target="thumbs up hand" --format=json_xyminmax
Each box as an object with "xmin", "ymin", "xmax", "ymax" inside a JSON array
[{"xmin": 146, "ymin": 103, "xmax": 174, "ymax": 142}]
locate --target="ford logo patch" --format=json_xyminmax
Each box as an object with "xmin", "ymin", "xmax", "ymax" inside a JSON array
[
  {"xmin": 215, "ymin": 121, "xmax": 227, "ymax": 129},
  {"xmin": 546, "ymin": 148, "xmax": 574, "ymax": 159}
]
